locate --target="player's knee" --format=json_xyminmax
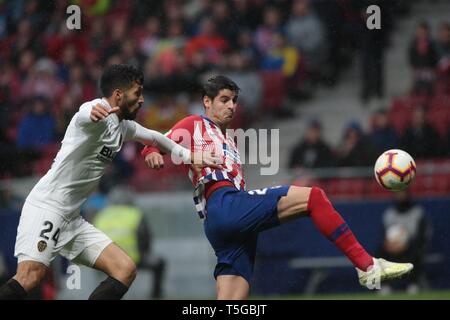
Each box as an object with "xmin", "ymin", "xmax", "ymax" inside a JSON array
[
  {"xmin": 115, "ymin": 257, "xmax": 137, "ymax": 285},
  {"xmin": 127, "ymin": 260, "xmax": 137, "ymax": 282},
  {"xmin": 308, "ymin": 186, "xmax": 332, "ymax": 210}
]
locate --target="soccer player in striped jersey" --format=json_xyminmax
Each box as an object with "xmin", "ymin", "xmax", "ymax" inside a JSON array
[
  {"xmin": 0, "ymin": 64, "xmax": 220, "ymax": 300},
  {"xmin": 142, "ymin": 75, "xmax": 413, "ymax": 299}
]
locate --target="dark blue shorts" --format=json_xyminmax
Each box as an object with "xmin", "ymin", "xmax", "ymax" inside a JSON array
[{"xmin": 203, "ymin": 185, "xmax": 290, "ymax": 283}]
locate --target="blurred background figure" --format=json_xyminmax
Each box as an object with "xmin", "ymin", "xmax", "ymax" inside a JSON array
[
  {"xmin": 286, "ymin": 0, "xmax": 327, "ymax": 85},
  {"xmin": 370, "ymin": 109, "xmax": 399, "ymax": 153},
  {"xmin": 409, "ymin": 22, "xmax": 438, "ymax": 96},
  {"xmin": 359, "ymin": 1, "xmax": 387, "ymax": 105},
  {"xmin": 436, "ymin": 22, "xmax": 450, "ymax": 94},
  {"xmin": 16, "ymin": 96, "xmax": 56, "ymax": 151},
  {"xmin": 93, "ymin": 186, "xmax": 166, "ymax": 299},
  {"xmin": 379, "ymin": 190, "xmax": 432, "ymax": 294},
  {"xmin": 336, "ymin": 121, "xmax": 377, "ymax": 167},
  {"xmin": 289, "ymin": 119, "xmax": 334, "ymax": 169},
  {"xmin": 400, "ymin": 107, "xmax": 442, "ymax": 159}
]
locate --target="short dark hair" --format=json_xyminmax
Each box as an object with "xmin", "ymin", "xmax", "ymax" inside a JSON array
[
  {"xmin": 100, "ymin": 64, "xmax": 144, "ymax": 97},
  {"xmin": 201, "ymin": 75, "xmax": 240, "ymax": 100}
]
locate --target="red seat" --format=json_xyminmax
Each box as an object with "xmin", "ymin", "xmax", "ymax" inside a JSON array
[
  {"xmin": 260, "ymin": 70, "xmax": 286, "ymax": 110},
  {"xmin": 389, "ymin": 97, "xmax": 416, "ymax": 134},
  {"xmin": 429, "ymin": 95, "xmax": 450, "ymax": 109},
  {"xmin": 389, "ymin": 109, "xmax": 412, "ymax": 135},
  {"xmin": 322, "ymin": 178, "xmax": 364, "ymax": 199},
  {"xmin": 368, "ymin": 180, "xmax": 392, "ymax": 199},
  {"xmin": 427, "ymin": 106, "xmax": 449, "ymax": 138}
]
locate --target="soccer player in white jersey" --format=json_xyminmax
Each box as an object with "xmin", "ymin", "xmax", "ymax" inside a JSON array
[{"xmin": 0, "ymin": 64, "xmax": 220, "ymax": 300}]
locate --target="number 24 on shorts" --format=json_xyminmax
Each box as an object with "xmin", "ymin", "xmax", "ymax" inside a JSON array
[{"xmin": 39, "ymin": 221, "xmax": 60, "ymax": 246}]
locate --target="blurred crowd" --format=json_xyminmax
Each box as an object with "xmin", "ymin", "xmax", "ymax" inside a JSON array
[
  {"xmin": 289, "ymin": 105, "xmax": 449, "ymax": 170},
  {"xmin": 290, "ymin": 17, "xmax": 450, "ymax": 170},
  {"xmin": 0, "ymin": 0, "xmax": 447, "ymax": 188},
  {"xmin": 0, "ymin": 0, "xmax": 414, "ymax": 180}
]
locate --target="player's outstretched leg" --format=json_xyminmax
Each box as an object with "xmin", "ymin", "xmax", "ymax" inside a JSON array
[
  {"xmin": 278, "ymin": 186, "xmax": 414, "ymax": 288},
  {"xmin": 88, "ymin": 243, "xmax": 136, "ymax": 300},
  {"xmin": 0, "ymin": 260, "xmax": 47, "ymax": 300}
]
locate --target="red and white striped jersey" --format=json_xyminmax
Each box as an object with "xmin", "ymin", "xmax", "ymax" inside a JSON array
[{"xmin": 141, "ymin": 115, "xmax": 246, "ymax": 218}]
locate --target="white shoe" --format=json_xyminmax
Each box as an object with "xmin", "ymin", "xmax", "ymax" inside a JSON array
[{"xmin": 356, "ymin": 258, "xmax": 414, "ymax": 289}]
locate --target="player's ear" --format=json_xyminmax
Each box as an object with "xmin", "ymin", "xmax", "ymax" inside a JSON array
[
  {"xmin": 113, "ymin": 88, "xmax": 123, "ymax": 104},
  {"xmin": 203, "ymin": 95, "xmax": 211, "ymax": 109}
]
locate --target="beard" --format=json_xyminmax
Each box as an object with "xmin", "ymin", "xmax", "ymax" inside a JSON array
[
  {"xmin": 121, "ymin": 96, "xmax": 140, "ymax": 120},
  {"xmin": 122, "ymin": 107, "xmax": 137, "ymax": 120}
]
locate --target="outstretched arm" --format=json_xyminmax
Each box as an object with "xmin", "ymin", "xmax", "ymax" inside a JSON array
[
  {"xmin": 141, "ymin": 116, "xmax": 204, "ymax": 170},
  {"xmin": 76, "ymin": 102, "xmax": 120, "ymax": 127},
  {"xmin": 133, "ymin": 123, "xmax": 192, "ymax": 164},
  {"xmin": 134, "ymin": 121, "xmax": 222, "ymax": 169}
]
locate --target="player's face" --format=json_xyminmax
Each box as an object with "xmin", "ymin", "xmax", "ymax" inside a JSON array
[
  {"xmin": 204, "ymin": 89, "xmax": 238, "ymax": 127},
  {"xmin": 120, "ymin": 81, "xmax": 144, "ymax": 120}
]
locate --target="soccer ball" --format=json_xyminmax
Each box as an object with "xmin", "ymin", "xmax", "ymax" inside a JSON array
[{"xmin": 374, "ymin": 149, "xmax": 416, "ymax": 191}]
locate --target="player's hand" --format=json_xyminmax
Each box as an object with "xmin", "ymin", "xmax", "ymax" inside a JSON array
[
  {"xmin": 191, "ymin": 150, "xmax": 223, "ymax": 170},
  {"xmin": 145, "ymin": 152, "xmax": 165, "ymax": 170},
  {"xmin": 90, "ymin": 103, "xmax": 120, "ymax": 122}
]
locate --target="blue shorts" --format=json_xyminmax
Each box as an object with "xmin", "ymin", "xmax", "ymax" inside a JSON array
[{"xmin": 203, "ymin": 185, "xmax": 290, "ymax": 283}]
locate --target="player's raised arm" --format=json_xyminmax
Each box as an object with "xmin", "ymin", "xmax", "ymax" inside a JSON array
[
  {"xmin": 90, "ymin": 104, "xmax": 120, "ymax": 122},
  {"xmin": 133, "ymin": 123, "xmax": 222, "ymax": 169},
  {"xmin": 141, "ymin": 115, "xmax": 203, "ymax": 169},
  {"xmin": 76, "ymin": 103, "xmax": 120, "ymax": 127}
]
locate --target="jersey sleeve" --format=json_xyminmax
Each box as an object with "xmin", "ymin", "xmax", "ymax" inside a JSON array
[
  {"xmin": 75, "ymin": 103, "xmax": 95, "ymax": 127},
  {"xmin": 133, "ymin": 122, "xmax": 191, "ymax": 163},
  {"xmin": 123, "ymin": 120, "xmax": 138, "ymax": 141},
  {"xmin": 75, "ymin": 100, "xmax": 109, "ymax": 129},
  {"xmin": 141, "ymin": 115, "xmax": 199, "ymax": 158}
]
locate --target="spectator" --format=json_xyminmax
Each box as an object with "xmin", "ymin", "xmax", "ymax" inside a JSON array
[
  {"xmin": 235, "ymin": 29, "xmax": 261, "ymax": 69},
  {"xmin": 93, "ymin": 186, "xmax": 166, "ymax": 299},
  {"xmin": 255, "ymin": 6, "xmax": 283, "ymax": 59},
  {"xmin": 16, "ymin": 96, "xmax": 56, "ymax": 150},
  {"xmin": 359, "ymin": 2, "xmax": 387, "ymax": 104},
  {"xmin": 260, "ymin": 33, "xmax": 300, "ymax": 78},
  {"xmin": 400, "ymin": 107, "xmax": 442, "ymax": 159},
  {"xmin": 436, "ymin": 22, "xmax": 450, "ymax": 94},
  {"xmin": 21, "ymin": 58, "xmax": 63, "ymax": 102},
  {"xmin": 370, "ymin": 109, "xmax": 399, "ymax": 152},
  {"xmin": 379, "ymin": 190, "xmax": 432, "ymax": 293},
  {"xmin": 135, "ymin": 16, "xmax": 161, "ymax": 58},
  {"xmin": 230, "ymin": 0, "xmax": 263, "ymax": 31},
  {"xmin": 436, "ymin": 22, "xmax": 450, "ymax": 65},
  {"xmin": 210, "ymin": 0, "xmax": 237, "ymax": 42},
  {"xmin": 222, "ymin": 50, "xmax": 262, "ymax": 124},
  {"xmin": 409, "ymin": 22, "xmax": 439, "ymax": 95},
  {"xmin": 286, "ymin": 0, "xmax": 327, "ymax": 80},
  {"xmin": 336, "ymin": 121, "xmax": 378, "ymax": 167},
  {"xmin": 185, "ymin": 17, "xmax": 228, "ymax": 68},
  {"xmin": 289, "ymin": 120, "xmax": 334, "ymax": 169}
]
